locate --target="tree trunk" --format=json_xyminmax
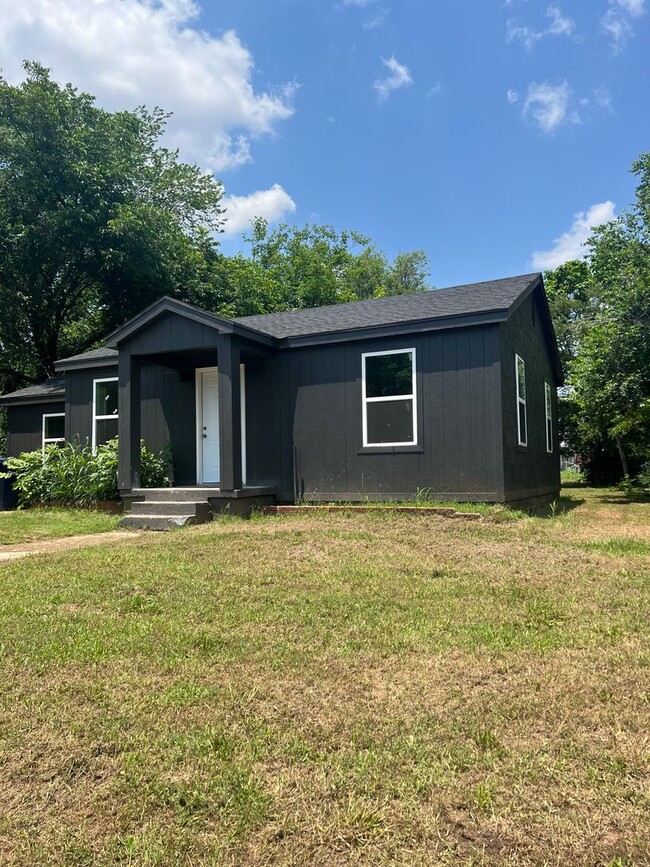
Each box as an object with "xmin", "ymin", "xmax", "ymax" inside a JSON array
[{"xmin": 615, "ymin": 433, "xmax": 630, "ymax": 478}]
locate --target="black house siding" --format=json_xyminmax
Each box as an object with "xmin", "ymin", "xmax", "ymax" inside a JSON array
[
  {"xmin": 6, "ymin": 401, "xmax": 65, "ymax": 456},
  {"xmin": 66, "ymin": 361, "xmax": 196, "ymax": 483},
  {"xmin": 500, "ymin": 291, "xmax": 560, "ymax": 503},
  {"xmin": 246, "ymin": 325, "xmax": 504, "ymax": 502}
]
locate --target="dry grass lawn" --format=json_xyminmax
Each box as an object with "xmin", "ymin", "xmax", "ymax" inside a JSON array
[{"xmin": 0, "ymin": 486, "xmax": 648, "ymax": 866}]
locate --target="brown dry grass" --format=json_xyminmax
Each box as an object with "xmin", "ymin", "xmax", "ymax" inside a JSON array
[{"xmin": 0, "ymin": 485, "xmax": 648, "ymax": 866}]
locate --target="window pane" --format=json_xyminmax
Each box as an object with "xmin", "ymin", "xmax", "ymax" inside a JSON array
[
  {"xmin": 95, "ymin": 380, "xmax": 118, "ymax": 416},
  {"xmin": 365, "ymin": 352, "xmax": 413, "ymax": 398},
  {"xmin": 518, "ymin": 402, "xmax": 527, "ymax": 445},
  {"xmin": 44, "ymin": 415, "xmax": 64, "ymax": 439},
  {"xmin": 96, "ymin": 417, "xmax": 118, "ymax": 446},
  {"xmin": 547, "ymin": 418, "xmax": 553, "ymax": 452},
  {"xmin": 367, "ymin": 399, "xmax": 414, "ymax": 444},
  {"xmin": 516, "ymin": 356, "xmax": 526, "ymax": 400}
]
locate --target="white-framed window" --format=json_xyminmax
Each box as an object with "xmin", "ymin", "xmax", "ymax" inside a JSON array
[
  {"xmin": 545, "ymin": 382, "xmax": 553, "ymax": 454},
  {"xmin": 362, "ymin": 348, "xmax": 417, "ymax": 447},
  {"xmin": 93, "ymin": 377, "xmax": 118, "ymax": 450},
  {"xmin": 515, "ymin": 354, "xmax": 527, "ymax": 447},
  {"xmin": 42, "ymin": 413, "xmax": 65, "ymax": 452}
]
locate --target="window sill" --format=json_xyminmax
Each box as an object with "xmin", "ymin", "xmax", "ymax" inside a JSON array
[{"xmin": 358, "ymin": 444, "xmax": 424, "ymax": 455}]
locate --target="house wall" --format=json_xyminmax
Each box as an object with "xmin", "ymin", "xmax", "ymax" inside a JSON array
[
  {"xmin": 6, "ymin": 401, "xmax": 65, "ymax": 456},
  {"xmin": 499, "ymin": 289, "xmax": 560, "ymax": 505},
  {"xmin": 66, "ymin": 361, "xmax": 197, "ymax": 484},
  {"xmin": 246, "ymin": 324, "xmax": 505, "ymax": 502}
]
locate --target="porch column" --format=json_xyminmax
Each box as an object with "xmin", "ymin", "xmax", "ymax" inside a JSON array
[
  {"xmin": 217, "ymin": 334, "xmax": 242, "ymax": 491},
  {"xmin": 118, "ymin": 352, "xmax": 141, "ymax": 491}
]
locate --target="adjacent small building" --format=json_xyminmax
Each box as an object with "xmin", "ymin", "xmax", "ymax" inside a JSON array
[{"xmin": 0, "ymin": 272, "xmax": 563, "ymax": 519}]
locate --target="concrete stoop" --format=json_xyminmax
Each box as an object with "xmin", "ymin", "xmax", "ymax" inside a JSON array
[
  {"xmin": 119, "ymin": 486, "xmax": 277, "ymax": 529},
  {"xmin": 120, "ymin": 488, "xmax": 217, "ymax": 531}
]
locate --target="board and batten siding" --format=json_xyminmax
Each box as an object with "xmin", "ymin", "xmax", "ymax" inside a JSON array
[
  {"xmin": 499, "ymin": 290, "xmax": 560, "ymax": 503},
  {"xmin": 246, "ymin": 324, "xmax": 504, "ymax": 502},
  {"xmin": 66, "ymin": 360, "xmax": 197, "ymax": 484},
  {"xmin": 6, "ymin": 401, "xmax": 65, "ymax": 456}
]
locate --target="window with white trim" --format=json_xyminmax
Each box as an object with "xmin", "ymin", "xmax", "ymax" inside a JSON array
[
  {"xmin": 42, "ymin": 413, "xmax": 65, "ymax": 452},
  {"xmin": 362, "ymin": 348, "xmax": 417, "ymax": 446},
  {"xmin": 545, "ymin": 382, "xmax": 553, "ymax": 453},
  {"xmin": 93, "ymin": 378, "xmax": 118, "ymax": 449},
  {"xmin": 515, "ymin": 354, "xmax": 527, "ymax": 447}
]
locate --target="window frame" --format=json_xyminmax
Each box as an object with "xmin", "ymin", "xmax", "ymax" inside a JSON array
[
  {"xmin": 42, "ymin": 413, "xmax": 65, "ymax": 453},
  {"xmin": 361, "ymin": 347, "xmax": 417, "ymax": 448},
  {"xmin": 515, "ymin": 354, "xmax": 527, "ymax": 447},
  {"xmin": 545, "ymin": 381, "xmax": 553, "ymax": 454},
  {"xmin": 92, "ymin": 377, "xmax": 119, "ymax": 451}
]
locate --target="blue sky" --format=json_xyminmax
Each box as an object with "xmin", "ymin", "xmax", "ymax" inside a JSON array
[{"xmin": 0, "ymin": 0, "xmax": 648, "ymax": 287}]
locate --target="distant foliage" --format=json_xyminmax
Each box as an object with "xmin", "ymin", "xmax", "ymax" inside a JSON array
[{"xmin": 3, "ymin": 439, "xmax": 167, "ymax": 506}]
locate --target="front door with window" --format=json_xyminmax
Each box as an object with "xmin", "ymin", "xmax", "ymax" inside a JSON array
[{"xmin": 197, "ymin": 368, "xmax": 220, "ymax": 484}]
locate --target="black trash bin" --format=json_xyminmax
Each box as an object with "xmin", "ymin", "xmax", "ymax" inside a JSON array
[{"xmin": 0, "ymin": 458, "xmax": 17, "ymax": 511}]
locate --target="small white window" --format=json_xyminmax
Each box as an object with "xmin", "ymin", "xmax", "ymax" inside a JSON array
[
  {"xmin": 545, "ymin": 382, "xmax": 553, "ymax": 453},
  {"xmin": 42, "ymin": 413, "xmax": 65, "ymax": 452},
  {"xmin": 362, "ymin": 348, "xmax": 417, "ymax": 447},
  {"xmin": 93, "ymin": 378, "xmax": 118, "ymax": 450},
  {"xmin": 515, "ymin": 354, "xmax": 527, "ymax": 447}
]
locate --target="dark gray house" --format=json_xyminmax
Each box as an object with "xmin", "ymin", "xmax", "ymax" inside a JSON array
[{"xmin": 0, "ymin": 273, "xmax": 563, "ymax": 523}]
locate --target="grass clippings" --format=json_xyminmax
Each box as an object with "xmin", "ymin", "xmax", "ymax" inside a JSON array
[{"xmin": 0, "ymin": 485, "xmax": 648, "ymax": 865}]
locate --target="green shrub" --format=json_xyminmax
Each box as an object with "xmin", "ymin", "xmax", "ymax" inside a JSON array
[{"xmin": 2, "ymin": 438, "xmax": 168, "ymax": 507}]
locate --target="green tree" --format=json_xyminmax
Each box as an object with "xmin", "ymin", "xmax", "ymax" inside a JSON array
[
  {"xmin": 205, "ymin": 220, "xmax": 432, "ymax": 316},
  {"xmin": 545, "ymin": 153, "xmax": 650, "ymax": 482},
  {"xmin": 385, "ymin": 250, "xmax": 431, "ymax": 296},
  {"xmin": 0, "ymin": 61, "xmax": 224, "ymax": 392}
]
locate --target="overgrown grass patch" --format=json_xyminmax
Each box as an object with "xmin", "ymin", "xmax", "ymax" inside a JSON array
[
  {"xmin": 0, "ymin": 487, "xmax": 648, "ymax": 865},
  {"xmin": 0, "ymin": 506, "xmax": 121, "ymax": 544}
]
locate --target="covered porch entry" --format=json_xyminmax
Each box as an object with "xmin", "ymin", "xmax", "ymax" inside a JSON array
[{"xmin": 104, "ymin": 297, "xmax": 277, "ymax": 521}]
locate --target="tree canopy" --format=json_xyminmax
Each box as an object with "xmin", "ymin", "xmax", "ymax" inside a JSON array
[
  {"xmin": 545, "ymin": 152, "xmax": 650, "ymax": 483},
  {"xmin": 0, "ymin": 61, "xmax": 224, "ymax": 391}
]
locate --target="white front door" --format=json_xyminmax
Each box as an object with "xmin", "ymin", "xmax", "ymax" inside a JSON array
[{"xmin": 197, "ymin": 368, "xmax": 220, "ymax": 484}]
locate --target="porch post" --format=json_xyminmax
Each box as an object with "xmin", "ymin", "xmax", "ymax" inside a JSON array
[
  {"xmin": 118, "ymin": 351, "xmax": 141, "ymax": 491},
  {"xmin": 217, "ymin": 334, "xmax": 242, "ymax": 491}
]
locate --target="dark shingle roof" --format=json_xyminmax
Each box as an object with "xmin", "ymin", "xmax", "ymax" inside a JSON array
[
  {"xmin": 234, "ymin": 273, "xmax": 540, "ymax": 339},
  {"xmin": 0, "ymin": 376, "xmax": 65, "ymax": 405},
  {"xmin": 55, "ymin": 347, "xmax": 118, "ymax": 367}
]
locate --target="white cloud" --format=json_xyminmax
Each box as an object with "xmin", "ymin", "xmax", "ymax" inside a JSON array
[
  {"xmin": 506, "ymin": 3, "xmax": 575, "ymax": 50},
  {"xmin": 374, "ymin": 55, "xmax": 413, "ymax": 101},
  {"xmin": 602, "ymin": 0, "xmax": 646, "ymax": 50},
  {"xmin": 615, "ymin": 0, "xmax": 645, "ymax": 15},
  {"xmin": 426, "ymin": 82, "xmax": 443, "ymax": 98},
  {"xmin": 512, "ymin": 80, "xmax": 612, "ymax": 132},
  {"xmin": 0, "ymin": 0, "xmax": 295, "ymax": 173},
  {"xmin": 363, "ymin": 7, "xmax": 390, "ymax": 29},
  {"xmin": 222, "ymin": 184, "xmax": 296, "ymax": 236},
  {"xmin": 522, "ymin": 80, "xmax": 577, "ymax": 133},
  {"xmin": 546, "ymin": 3, "xmax": 575, "ymax": 35},
  {"xmin": 531, "ymin": 201, "xmax": 617, "ymax": 269}
]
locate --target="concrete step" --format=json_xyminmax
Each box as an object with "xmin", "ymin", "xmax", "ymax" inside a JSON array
[
  {"xmin": 134, "ymin": 501, "xmax": 212, "ymax": 518},
  {"xmin": 131, "ymin": 487, "xmax": 221, "ymax": 502},
  {"xmin": 119, "ymin": 514, "xmax": 203, "ymax": 531}
]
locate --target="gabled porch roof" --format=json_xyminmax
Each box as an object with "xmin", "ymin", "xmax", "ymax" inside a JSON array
[{"xmin": 103, "ymin": 296, "xmax": 276, "ymax": 350}]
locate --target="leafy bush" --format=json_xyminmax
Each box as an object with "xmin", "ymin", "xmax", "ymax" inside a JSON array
[{"xmin": 2, "ymin": 438, "xmax": 168, "ymax": 507}]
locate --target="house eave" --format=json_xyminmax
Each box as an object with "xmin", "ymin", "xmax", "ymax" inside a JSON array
[
  {"xmin": 0, "ymin": 392, "xmax": 65, "ymax": 407},
  {"xmin": 279, "ymin": 308, "xmax": 510, "ymax": 348},
  {"xmin": 54, "ymin": 356, "xmax": 119, "ymax": 373}
]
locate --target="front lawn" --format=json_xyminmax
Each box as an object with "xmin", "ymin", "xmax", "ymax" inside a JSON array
[
  {"xmin": 0, "ymin": 486, "xmax": 648, "ymax": 865},
  {"xmin": 0, "ymin": 507, "xmax": 121, "ymax": 545}
]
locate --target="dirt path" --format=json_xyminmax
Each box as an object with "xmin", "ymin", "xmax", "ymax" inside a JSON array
[{"xmin": 0, "ymin": 531, "xmax": 139, "ymax": 561}]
